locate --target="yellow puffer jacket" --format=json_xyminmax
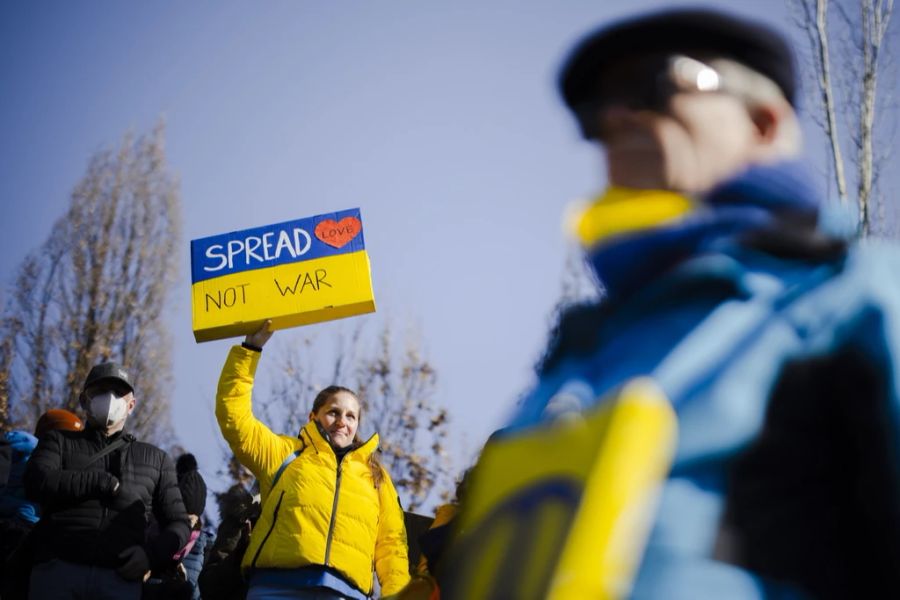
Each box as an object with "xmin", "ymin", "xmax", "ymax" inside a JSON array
[{"xmin": 216, "ymin": 345, "xmax": 410, "ymax": 596}]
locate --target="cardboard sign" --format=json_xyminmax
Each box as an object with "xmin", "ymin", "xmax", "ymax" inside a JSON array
[{"xmin": 190, "ymin": 208, "xmax": 375, "ymax": 342}]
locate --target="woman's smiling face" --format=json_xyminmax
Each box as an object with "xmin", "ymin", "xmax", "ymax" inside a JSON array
[{"xmin": 311, "ymin": 391, "xmax": 360, "ymax": 449}]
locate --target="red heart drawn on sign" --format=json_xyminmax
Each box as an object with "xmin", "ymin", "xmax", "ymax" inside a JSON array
[{"xmin": 314, "ymin": 216, "xmax": 362, "ymax": 249}]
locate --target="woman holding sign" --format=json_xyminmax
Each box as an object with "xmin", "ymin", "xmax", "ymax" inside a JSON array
[{"xmin": 215, "ymin": 321, "xmax": 410, "ymax": 600}]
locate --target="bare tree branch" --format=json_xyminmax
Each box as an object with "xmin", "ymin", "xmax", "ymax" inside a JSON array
[
  {"xmin": 3, "ymin": 123, "xmax": 182, "ymax": 443},
  {"xmin": 791, "ymin": 0, "xmax": 896, "ymax": 236}
]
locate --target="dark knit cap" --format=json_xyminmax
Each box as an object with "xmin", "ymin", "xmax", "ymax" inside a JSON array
[
  {"xmin": 176, "ymin": 453, "xmax": 207, "ymax": 516},
  {"xmin": 559, "ymin": 8, "xmax": 797, "ymax": 117}
]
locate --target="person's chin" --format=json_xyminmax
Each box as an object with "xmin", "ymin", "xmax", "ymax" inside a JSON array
[
  {"xmin": 607, "ymin": 152, "xmax": 665, "ymax": 188},
  {"xmin": 608, "ymin": 166, "xmax": 667, "ymax": 189}
]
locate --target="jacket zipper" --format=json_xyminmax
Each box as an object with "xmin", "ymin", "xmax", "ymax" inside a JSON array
[
  {"xmin": 323, "ymin": 461, "xmax": 343, "ymax": 565},
  {"xmin": 250, "ymin": 490, "xmax": 285, "ymax": 569}
]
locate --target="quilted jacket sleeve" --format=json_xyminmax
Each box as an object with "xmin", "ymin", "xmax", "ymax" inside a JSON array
[
  {"xmin": 374, "ymin": 469, "xmax": 411, "ymax": 595},
  {"xmin": 147, "ymin": 449, "xmax": 191, "ymax": 568},
  {"xmin": 24, "ymin": 431, "xmax": 116, "ymax": 505},
  {"xmin": 215, "ymin": 345, "xmax": 293, "ymax": 482}
]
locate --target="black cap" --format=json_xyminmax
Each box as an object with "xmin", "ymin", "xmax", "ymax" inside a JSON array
[
  {"xmin": 83, "ymin": 361, "xmax": 134, "ymax": 394},
  {"xmin": 559, "ymin": 8, "xmax": 797, "ymax": 117}
]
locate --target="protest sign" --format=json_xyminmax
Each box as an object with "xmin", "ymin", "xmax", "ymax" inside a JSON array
[{"xmin": 190, "ymin": 208, "xmax": 375, "ymax": 342}]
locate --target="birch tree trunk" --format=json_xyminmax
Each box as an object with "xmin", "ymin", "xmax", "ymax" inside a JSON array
[{"xmin": 790, "ymin": 0, "xmax": 895, "ymax": 236}]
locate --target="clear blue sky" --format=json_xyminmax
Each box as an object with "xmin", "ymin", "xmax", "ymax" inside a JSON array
[{"xmin": 0, "ymin": 0, "xmax": 840, "ymax": 507}]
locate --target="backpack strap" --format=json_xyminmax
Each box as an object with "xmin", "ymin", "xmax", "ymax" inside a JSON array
[{"xmin": 270, "ymin": 437, "xmax": 307, "ymax": 489}]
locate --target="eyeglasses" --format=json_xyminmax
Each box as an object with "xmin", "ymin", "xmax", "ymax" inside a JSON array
[{"xmin": 575, "ymin": 54, "xmax": 732, "ymax": 136}]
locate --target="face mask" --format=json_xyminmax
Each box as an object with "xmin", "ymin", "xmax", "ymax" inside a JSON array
[{"xmin": 87, "ymin": 391, "xmax": 130, "ymax": 430}]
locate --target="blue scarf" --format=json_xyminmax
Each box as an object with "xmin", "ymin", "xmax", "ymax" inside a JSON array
[{"xmin": 577, "ymin": 162, "xmax": 823, "ymax": 300}]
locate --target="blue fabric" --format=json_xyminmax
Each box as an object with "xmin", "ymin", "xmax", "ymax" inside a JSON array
[
  {"xmin": 249, "ymin": 567, "xmax": 368, "ymax": 600},
  {"xmin": 29, "ymin": 558, "xmax": 142, "ymax": 600},
  {"xmin": 182, "ymin": 527, "xmax": 213, "ymax": 600},
  {"xmin": 247, "ymin": 586, "xmax": 351, "ymax": 599},
  {"xmin": 513, "ymin": 162, "xmax": 900, "ymax": 598},
  {"xmin": 0, "ymin": 430, "xmax": 39, "ymax": 523},
  {"xmin": 586, "ymin": 162, "xmax": 822, "ymax": 300}
]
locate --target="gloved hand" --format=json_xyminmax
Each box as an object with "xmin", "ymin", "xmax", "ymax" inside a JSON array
[
  {"xmin": 99, "ymin": 473, "xmax": 120, "ymax": 498},
  {"xmin": 110, "ymin": 486, "xmax": 143, "ymax": 512},
  {"xmin": 5, "ymin": 431, "xmax": 38, "ymax": 455},
  {"xmin": 117, "ymin": 545, "xmax": 151, "ymax": 581}
]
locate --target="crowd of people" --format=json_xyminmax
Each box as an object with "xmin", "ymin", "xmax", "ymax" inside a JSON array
[
  {"xmin": 0, "ymin": 325, "xmax": 419, "ymax": 600},
  {"xmin": 0, "ymin": 362, "xmax": 211, "ymax": 600},
  {"xmin": 4, "ymin": 5, "xmax": 900, "ymax": 599}
]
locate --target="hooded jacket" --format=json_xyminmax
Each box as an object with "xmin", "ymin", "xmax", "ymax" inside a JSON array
[{"xmin": 216, "ymin": 345, "xmax": 410, "ymax": 596}]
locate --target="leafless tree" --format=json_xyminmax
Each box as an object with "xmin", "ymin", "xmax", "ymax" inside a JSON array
[
  {"xmin": 2, "ymin": 123, "xmax": 182, "ymax": 443},
  {"xmin": 353, "ymin": 324, "xmax": 451, "ymax": 512},
  {"xmin": 0, "ymin": 318, "xmax": 14, "ymax": 432},
  {"xmin": 218, "ymin": 319, "xmax": 454, "ymax": 514},
  {"xmin": 789, "ymin": 0, "xmax": 896, "ymax": 236}
]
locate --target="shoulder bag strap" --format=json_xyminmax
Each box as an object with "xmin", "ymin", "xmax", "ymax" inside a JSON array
[
  {"xmin": 270, "ymin": 437, "xmax": 307, "ymax": 489},
  {"xmin": 82, "ymin": 435, "xmax": 132, "ymax": 469}
]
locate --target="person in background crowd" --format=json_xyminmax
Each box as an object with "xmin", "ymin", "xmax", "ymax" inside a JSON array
[
  {"xmin": 416, "ymin": 469, "xmax": 471, "ymax": 578},
  {"xmin": 176, "ymin": 452, "xmax": 213, "ymax": 600},
  {"xmin": 25, "ymin": 361, "xmax": 190, "ymax": 600},
  {"xmin": 474, "ymin": 7, "xmax": 900, "ymax": 599},
  {"xmin": 216, "ymin": 320, "xmax": 410, "ymax": 600},
  {"xmin": 142, "ymin": 452, "xmax": 210, "ymax": 600},
  {"xmin": 199, "ymin": 483, "xmax": 261, "ymax": 600},
  {"xmin": 0, "ymin": 409, "xmax": 84, "ymax": 599},
  {"xmin": 394, "ymin": 470, "xmax": 472, "ymax": 600}
]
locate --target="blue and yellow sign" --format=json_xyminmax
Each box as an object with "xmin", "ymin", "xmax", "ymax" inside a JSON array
[{"xmin": 190, "ymin": 208, "xmax": 375, "ymax": 342}]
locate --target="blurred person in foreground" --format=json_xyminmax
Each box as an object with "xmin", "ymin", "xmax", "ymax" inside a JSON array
[
  {"xmin": 24, "ymin": 362, "xmax": 190, "ymax": 600},
  {"xmin": 445, "ymin": 8, "xmax": 900, "ymax": 600}
]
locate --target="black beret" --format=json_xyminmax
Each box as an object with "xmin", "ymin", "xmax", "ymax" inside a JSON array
[{"xmin": 559, "ymin": 8, "xmax": 797, "ymax": 114}]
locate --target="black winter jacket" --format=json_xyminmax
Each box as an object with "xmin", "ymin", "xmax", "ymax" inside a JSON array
[{"xmin": 24, "ymin": 426, "xmax": 190, "ymax": 570}]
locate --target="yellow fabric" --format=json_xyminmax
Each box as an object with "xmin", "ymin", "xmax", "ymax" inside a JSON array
[
  {"xmin": 216, "ymin": 345, "xmax": 411, "ymax": 595},
  {"xmin": 429, "ymin": 503, "xmax": 458, "ymax": 530},
  {"xmin": 415, "ymin": 503, "xmax": 459, "ymax": 575},
  {"xmin": 569, "ymin": 187, "xmax": 695, "ymax": 248},
  {"xmin": 439, "ymin": 378, "xmax": 677, "ymax": 599}
]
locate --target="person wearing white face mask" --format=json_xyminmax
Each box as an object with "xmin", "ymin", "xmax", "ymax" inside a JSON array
[
  {"xmin": 25, "ymin": 361, "xmax": 191, "ymax": 600},
  {"xmin": 84, "ymin": 383, "xmax": 133, "ymax": 434}
]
